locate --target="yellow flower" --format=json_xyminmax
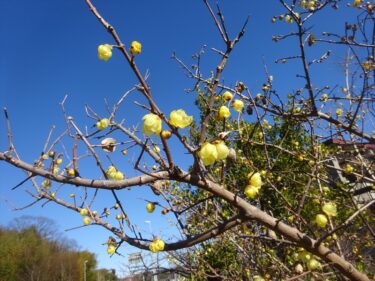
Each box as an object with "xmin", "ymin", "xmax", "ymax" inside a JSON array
[
  {"xmin": 344, "ymin": 164, "xmax": 354, "ymax": 174},
  {"xmin": 214, "ymin": 141, "xmax": 229, "ymax": 160},
  {"xmin": 248, "ymin": 172, "xmax": 262, "ymax": 188},
  {"xmin": 83, "ymin": 216, "xmax": 91, "ymax": 225},
  {"xmin": 113, "ymin": 171, "xmax": 124, "ymax": 181},
  {"xmin": 285, "ymin": 15, "xmax": 293, "ymax": 24},
  {"xmin": 130, "ymin": 41, "xmax": 142, "ymax": 55},
  {"xmin": 149, "ymin": 239, "xmax": 165, "ymax": 253},
  {"xmin": 307, "ymin": 259, "xmax": 321, "ymax": 271},
  {"xmin": 169, "ymin": 109, "xmax": 193, "ymax": 128},
  {"xmin": 96, "ymin": 118, "xmax": 110, "ymax": 131},
  {"xmin": 315, "ymin": 214, "xmax": 328, "ymax": 228},
  {"xmin": 107, "ymin": 245, "xmax": 116, "ymax": 255},
  {"xmin": 98, "ymin": 44, "xmax": 113, "ymax": 61},
  {"xmin": 142, "ymin": 113, "xmax": 162, "ymax": 136},
  {"xmin": 198, "ymin": 142, "xmax": 218, "ymax": 166},
  {"xmin": 244, "ymin": 185, "xmax": 259, "ymax": 199},
  {"xmin": 80, "ymin": 208, "xmax": 88, "ymax": 216},
  {"xmin": 222, "ymin": 91, "xmax": 233, "ymax": 101},
  {"xmin": 335, "ymin": 108, "xmax": 343, "ymax": 117},
  {"xmin": 322, "ymin": 202, "xmax": 337, "ymax": 217},
  {"xmin": 218, "ymin": 106, "xmax": 231, "ymax": 119},
  {"xmin": 106, "ymin": 165, "xmax": 117, "ymax": 179},
  {"xmin": 232, "ymin": 99, "xmax": 244, "ymax": 112}
]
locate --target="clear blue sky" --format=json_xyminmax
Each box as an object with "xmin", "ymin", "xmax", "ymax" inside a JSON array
[{"xmin": 0, "ymin": 0, "xmax": 358, "ymax": 276}]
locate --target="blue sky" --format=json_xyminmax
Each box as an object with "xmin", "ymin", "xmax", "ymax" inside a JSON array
[{"xmin": 0, "ymin": 0, "xmax": 360, "ymax": 276}]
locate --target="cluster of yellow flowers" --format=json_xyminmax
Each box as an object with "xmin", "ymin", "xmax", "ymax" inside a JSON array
[
  {"xmin": 315, "ymin": 201, "xmax": 337, "ymax": 228},
  {"xmin": 142, "ymin": 109, "xmax": 193, "ymax": 136},
  {"xmin": 297, "ymin": 249, "xmax": 322, "ymax": 271},
  {"xmin": 244, "ymin": 172, "xmax": 263, "ymax": 199},
  {"xmin": 198, "ymin": 141, "xmax": 229, "ymax": 166},
  {"xmin": 96, "ymin": 118, "xmax": 110, "ymax": 130},
  {"xmin": 106, "ymin": 165, "xmax": 124, "ymax": 181},
  {"xmin": 149, "ymin": 239, "xmax": 165, "ymax": 253}
]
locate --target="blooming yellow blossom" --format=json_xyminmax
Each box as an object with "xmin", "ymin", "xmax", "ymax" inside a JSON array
[
  {"xmin": 149, "ymin": 239, "xmax": 165, "ymax": 253},
  {"xmin": 222, "ymin": 91, "xmax": 233, "ymax": 101},
  {"xmin": 130, "ymin": 41, "xmax": 142, "ymax": 55},
  {"xmin": 169, "ymin": 109, "xmax": 193, "ymax": 128},
  {"xmin": 96, "ymin": 118, "xmax": 110, "ymax": 131},
  {"xmin": 98, "ymin": 44, "xmax": 113, "ymax": 61},
  {"xmin": 322, "ymin": 202, "xmax": 337, "ymax": 217},
  {"xmin": 244, "ymin": 185, "xmax": 259, "ymax": 199},
  {"xmin": 248, "ymin": 172, "xmax": 262, "ymax": 188},
  {"xmin": 218, "ymin": 106, "xmax": 231, "ymax": 119},
  {"xmin": 198, "ymin": 142, "xmax": 218, "ymax": 166},
  {"xmin": 80, "ymin": 208, "xmax": 88, "ymax": 216},
  {"xmin": 315, "ymin": 214, "xmax": 328, "ymax": 228},
  {"xmin": 232, "ymin": 99, "xmax": 244, "ymax": 112},
  {"xmin": 214, "ymin": 141, "xmax": 229, "ymax": 160},
  {"xmin": 142, "ymin": 113, "xmax": 162, "ymax": 136}
]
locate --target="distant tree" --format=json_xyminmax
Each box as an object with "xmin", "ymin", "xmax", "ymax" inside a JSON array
[{"xmin": 0, "ymin": 217, "xmax": 98, "ymax": 281}]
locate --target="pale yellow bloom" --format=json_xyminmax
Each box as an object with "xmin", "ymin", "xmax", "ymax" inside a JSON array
[
  {"xmin": 248, "ymin": 172, "xmax": 262, "ymax": 188},
  {"xmin": 142, "ymin": 113, "xmax": 162, "ymax": 136},
  {"xmin": 80, "ymin": 208, "xmax": 88, "ymax": 216},
  {"xmin": 83, "ymin": 216, "xmax": 91, "ymax": 225},
  {"xmin": 107, "ymin": 245, "xmax": 116, "ymax": 255},
  {"xmin": 169, "ymin": 109, "xmax": 193, "ymax": 128},
  {"xmin": 244, "ymin": 185, "xmax": 259, "ymax": 199},
  {"xmin": 315, "ymin": 214, "xmax": 328, "ymax": 228},
  {"xmin": 98, "ymin": 44, "xmax": 112, "ymax": 61},
  {"xmin": 218, "ymin": 106, "xmax": 231, "ymax": 119},
  {"xmin": 232, "ymin": 99, "xmax": 244, "ymax": 112},
  {"xmin": 214, "ymin": 141, "xmax": 229, "ymax": 160},
  {"xmin": 130, "ymin": 41, "xmax": 142, "ymax": 55},
  {"xmin": 96, "ymin": 118, "xmax": 110, "ymax": 131},
  {"xmin": 149, "ymin": 239, "xmax": 165, "ymax": 253},
  {"xmin": 198, "ymin": 142, "xmax": 218, "ymax": 166},
  {"xmin": 322, "ymin": 202, "xmax": 337, "ymax": 217},
  {"xmin": 222, "ymin": 91, "xmax": 233, "ymax": 101}
]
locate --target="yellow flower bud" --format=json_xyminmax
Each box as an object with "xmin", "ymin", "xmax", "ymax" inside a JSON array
[
  {"xmin": 96, "ymin": 118, "xmax": 110, "ymax": 130},
  {"xmin": 130, "ymin": 41, "xmax": 142, "ymax": 55},
  {"xmin": 113, "ymin": 171, "xmax": 124, "ymax": 181},
  {"xmin": 169, "ymin": 109, "xmax": 193, "ymax": 128},
  {"xmin": 161, "ymin": 130, "xmax": 172, "ymax": 139},
  {"xmin": 218, "ymin": 106, "xmax": 231, "ymax": 119},
  {"xmin": 142, "ymin": 113, "xmax": 162, "ymax": 136},
  {"xmin": 315, "ymin": 214, "xmax": 328, "ymax": 228},
  {"xmin": 98, "ymin": 44, "xmax": 113, "ymax": 61},
  {"xmin": 80, "ymin": 208, "xmax": 88, "ymax": 216},
  {"xmin": 83, "ymin": 216, "xmax": 91, "ymax": 225},
  {"xmin": 198, "ymin": 142, "xmax": 218, "ymax": 166},
  {"xmin": 232, "ymin": 99, "xmax": 244, "ymax": 112},
  {"xmin": 107, "ymin": 245, "xmax": 116, "ymax": 255},
  {"xmin": 322, "ymin": 202, "xmax": 337, "ymax": 217},
  {"xmin": 336, "ymin": 108, "xmax": 343, "ymax": 117},
  {"xmin": 222, "ymin": 91, "xmax": 233, "ymax": 101}
]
